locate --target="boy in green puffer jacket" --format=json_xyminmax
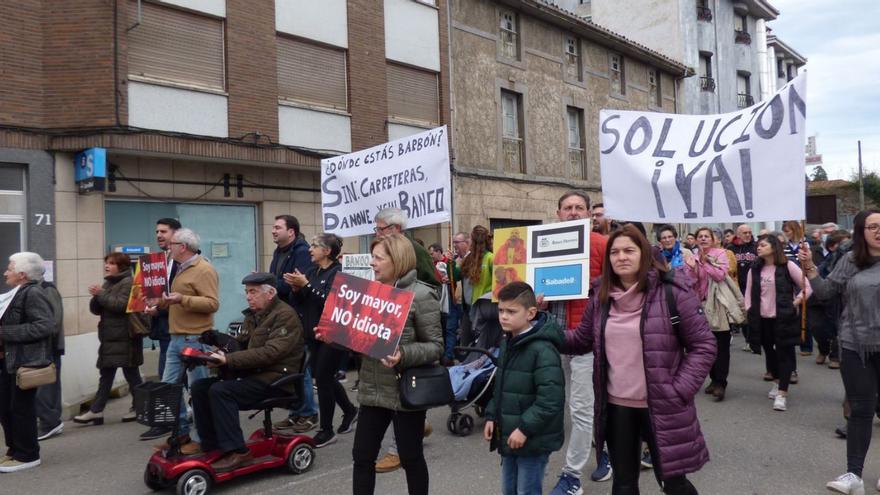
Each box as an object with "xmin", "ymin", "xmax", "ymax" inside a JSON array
[{"xmin": 484, "ymin": 281, "xmax": 565, "ymax": 495}]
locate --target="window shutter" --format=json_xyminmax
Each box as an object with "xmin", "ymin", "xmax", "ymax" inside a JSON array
[
  {"xmin": 386, "ymin": 63, "xmax": 439, "ymax": 124},
  {"xmin": 127, "ymin": 1, "xmax": 225, "ymax": 90},
  {"xmin": 277, "ymin": 37, "xmax": 348, "ymax": 111}
]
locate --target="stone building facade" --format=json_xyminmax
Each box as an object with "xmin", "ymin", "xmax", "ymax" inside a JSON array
[{"xmin": 450, "ymin": 0, "xmax": 686, "ymax": 232}]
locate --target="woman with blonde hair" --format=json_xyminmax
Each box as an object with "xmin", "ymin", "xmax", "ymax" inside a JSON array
[{"xmin": 331, "ymin": 233, "xmax": 442, "ymax": 495}]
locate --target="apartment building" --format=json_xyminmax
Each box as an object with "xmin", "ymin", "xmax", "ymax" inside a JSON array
[
  {"xmin": 0, "ymin": 0, "xmax": 449, "ymax": 404},
  {"xmin": 449, "ymin": 0, "xmax": 686, "ymax": 231}
]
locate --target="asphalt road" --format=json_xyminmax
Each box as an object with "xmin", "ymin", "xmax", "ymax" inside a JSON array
[{"xmin": 3, "ymin": 336, "xmax": 878, "ymax": 495}]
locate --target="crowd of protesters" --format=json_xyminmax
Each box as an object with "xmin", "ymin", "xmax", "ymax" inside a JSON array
[{"xmin": 1, "ymin": 198, "xmax": 878, "ymax": 495}]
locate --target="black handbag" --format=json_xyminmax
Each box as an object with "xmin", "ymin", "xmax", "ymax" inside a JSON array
[{"xmin": 398, "ymin": 364, "xmax": 453, "ymax": 409}]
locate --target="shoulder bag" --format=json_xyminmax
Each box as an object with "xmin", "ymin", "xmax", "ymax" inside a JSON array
[
  {"xmin": 398, "ymin": 364, "xmax": 454, "ymax": 409},
  {"xmin": 17, "ymin": 363, "xmax": 56, "ymax": 390}
]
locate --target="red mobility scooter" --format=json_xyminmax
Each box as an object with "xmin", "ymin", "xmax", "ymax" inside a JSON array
[{"xmin": 138, "ymin": 345, "xmax": 316, "ymax": 495}]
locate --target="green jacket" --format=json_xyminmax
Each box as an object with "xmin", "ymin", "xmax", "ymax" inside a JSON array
[
  {"xmin": 466, "ymin": 252, "xmax": 494, "ymax": 305},
  {"xmin": 357, "ymin": 269, "xmax": 443, "ymax": 411},
  {"xmin": 411, "ymin": 237, "xmax": 441, "ymax": 288},
  {"xmin": 225, "ymin": 297, "xmax": 305, "ymax": 394},
  {"xmin": 485, "ymin": 313, "xmax": 565, "ymax": 457}
]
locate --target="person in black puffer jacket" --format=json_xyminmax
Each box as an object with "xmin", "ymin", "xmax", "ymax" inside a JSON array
[{"xmin": 0, "ymin": 252, "xmax": 55, "ymax": 473}]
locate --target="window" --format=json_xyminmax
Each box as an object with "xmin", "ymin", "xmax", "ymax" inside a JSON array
[
  {"xmin": 277, "ymin": 37, "xmax": 348, "ymax": 111},
  {"xmin": 734, "ymin": 14, "xmax": 751, "ymax": 44},
  {"xmin": 699, "ymin": 53, "xmax": 715, "ymax": 92},
  {"xmin": 0, "ymin": 164, "xmax": 24, "ymax": 192},
  {"xmin": 787, "ymin": 63, "xmax": 795, "ymax": 81},
  {"xmin": 567, "ymin": 107, "xmax": 585, "ymax": 179},
  {"xmin": 777, "ymin": 58, "xmax": 785, "ymax": 78},
  {"xmin": 126, "ymin": 1, "xmax": 225, "ymax": 90},
  {"xmin": 609, "ymin": 53, "xmax": 625, "ymax": 95},
  {"xmin": 386, "ymin": 63, "xmax": 440, "ymax": 124},
  {"xmin": 696, "ymin": 0, "xmax": 712, "ymax": 21},
  {"xmin": 501, "ymin": 90, "xmax": 524, "ymax": 173},
  {"xmin": 648, "ymin": 69, "xmax": 661, "ymax": 107},
  {"xmin": 736, "ymin": 73, "xmax": 753, "ymax": 108},
  {"xmin": 499, "ymin": 10, "xmax": 519, "ymax": 60},
  {"xmin": 564, "ymin": 37, "xmax": 581, "ymax": 82}
]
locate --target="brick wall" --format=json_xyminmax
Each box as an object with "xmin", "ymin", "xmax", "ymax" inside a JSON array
[
  {"xmin": 226, "ymin": 1, "xmax": 279, "ymax": 142},
  {"xmin": 347, "ymin": 0, "xmax": 389, "ymax": 150},
  {"xmin": 0, "ymin": 0, "xmax": 45, "ymax": 127},
  {"xmin": 42, "ymin": 0, "xmax": 117, "ymax": 128}
]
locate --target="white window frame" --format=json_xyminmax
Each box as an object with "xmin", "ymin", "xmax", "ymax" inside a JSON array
[
  {"xmin": 566, "ymin": 107, "xmax": 585, "ymax": 179},
  {"xmin": 609, "ymin": 53, "xmax": 625, "ymax": 95},
  {"xmin": 564, "ymin": 36, "xmax": 581, "ymax": 82},
  {"xmin": 499, "ymin": 10, "xmax": 519, "ymax": 60}
]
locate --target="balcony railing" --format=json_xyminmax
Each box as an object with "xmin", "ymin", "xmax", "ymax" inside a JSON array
[
  {"xmin": 502, "ymin": 137, "xmax": 524, "ymax": 173},
  {"xmin": 569, "ymin": 149, "xmax": 585, "ymax": 179},
  {"xmin": 734, "ymin": 30, "xmax": 752, "ymax": 44},
  {"xmin": 700, "ymin": 76, "xmax": 715, "ymax": 92},
  {"xmin": 737, "ymin": 93, "xmax": 754, "ymax": 108},
  {"xmin": 697, "ymin": 6, "xmax": 712, "ymax": 21}
]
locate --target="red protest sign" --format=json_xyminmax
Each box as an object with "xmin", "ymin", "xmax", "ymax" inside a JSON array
[
  {"xmin": 139, "ymin": 252, "xmax": 168, "ymax": 299},
  {"xmin": 316, "ymin": 272, "xmax": 414, "ymax": 360}
]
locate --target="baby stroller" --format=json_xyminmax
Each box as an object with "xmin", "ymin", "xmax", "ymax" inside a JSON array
[{"xmin": 446, "ymin": 309, "xmax": 503, "ymax": 437}]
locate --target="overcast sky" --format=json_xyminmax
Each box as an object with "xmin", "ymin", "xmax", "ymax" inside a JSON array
[{"xmin": 768, "ymin": 0, "xmax": 880, "ymax": 180}]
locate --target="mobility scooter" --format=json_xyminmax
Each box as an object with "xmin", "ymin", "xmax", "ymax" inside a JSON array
[{"xmin": 138, "ymin": 343, "xmax": 315, "ymax": 495}]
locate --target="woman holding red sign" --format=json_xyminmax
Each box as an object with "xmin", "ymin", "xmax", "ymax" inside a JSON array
[
  {"xmin": 333, "ymin": 233, "xmax": 442, "ymax": 495},
  {"xmin": 287, "ymin": 233, "xmax": 358, "ymax": 449}
]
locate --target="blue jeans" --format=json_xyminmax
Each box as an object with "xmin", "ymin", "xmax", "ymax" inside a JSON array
[
  {"xmin": 290, "ymin": 349, "xmax": 317, "ymax": 417},
  {"xmin": 157, "ymin": 338, "xmax": 170, "ymax": 379},
  {"xmin": 501, "ymin": 453, "xmax": 550, "ymax": 495},
  {"xmin": 161, "ymin": 335, "xmax": 210, "ymax": 438},
  {"xmin": 445, "ymin": 304, "xmax": 462, "ymax": 359}
]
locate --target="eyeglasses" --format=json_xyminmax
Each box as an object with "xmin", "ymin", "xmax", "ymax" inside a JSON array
[
  {"xmin": 865, "ymin": 224, "xmax": 880, "ymax": 233},
  {"xmin": 168, "ymin": 242, "xmax": 183, "ymax": 246},
  {"xmin": 373, "ymin": 225, "xmax": 392, "ymax": 234}
]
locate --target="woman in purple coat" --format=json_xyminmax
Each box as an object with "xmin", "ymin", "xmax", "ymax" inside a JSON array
[{"xmin": 563, "ymin": 225, "xmax": 716, "ymax": 494}]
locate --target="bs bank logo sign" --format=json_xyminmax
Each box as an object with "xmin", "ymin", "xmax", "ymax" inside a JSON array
[
  {"xmin": 533, "ymin": 264, "xmax": 583, "ymax": 298},
  {"xmin": 74, "ymin": 147, "xmax": 107, "ymax": 193}
]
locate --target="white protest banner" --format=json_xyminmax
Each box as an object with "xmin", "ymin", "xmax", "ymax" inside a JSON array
[
  {"xmin": 599, "ymin": 73, "xmax": 807, "ymax": 223},
  {"xmin": 321, "ymin": 126, "xmax": 450, "ymax": 237},
  {"xmin": 342, "ymin": 254, "xmax": 375, "ymax": 281}
]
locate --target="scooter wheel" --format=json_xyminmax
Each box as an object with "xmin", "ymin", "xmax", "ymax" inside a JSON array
[
  {"xmin": 176, "ymin": 468, "xmax": 212, "ymax": 495},
  {"xmin": 456, "ymin": 414, "xmax": 474, "ymax": 437},
  {"xmin": 144, "ymin": 466, "xmax": 166, "ymax": 491},
  {"xmin": 287, "ymin": 443, "xmax": 315, "ymax": 474},
  {"xmin": 446, "ymin": 415, "xmax": 458, "ymax": 434}
]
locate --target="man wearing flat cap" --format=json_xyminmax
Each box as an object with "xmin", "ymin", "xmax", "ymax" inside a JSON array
[{"xmin": 187, "ymin": 272, "xmax": 305, "ymax": 471}]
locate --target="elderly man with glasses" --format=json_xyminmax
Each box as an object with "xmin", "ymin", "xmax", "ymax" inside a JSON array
[{"xmin": 373, "ymin": 208, "xmax": 439, "ymax": 288}]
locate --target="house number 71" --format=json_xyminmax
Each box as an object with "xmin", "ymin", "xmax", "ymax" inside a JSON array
[{"xmin": 35, "ymin": 214, "xmax": 52, "ymax": 226}]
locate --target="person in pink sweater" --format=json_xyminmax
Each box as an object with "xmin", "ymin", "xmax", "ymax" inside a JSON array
[
  {"xmin": 684, "ymin": 227, "xmax": 731, "ymax": 401},
  {"xmin": 744, "ymin": 234, "xmax": 811, "ymax": 412}
]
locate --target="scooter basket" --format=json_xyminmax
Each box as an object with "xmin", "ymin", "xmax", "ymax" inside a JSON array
[{"xmin": 133, "ymin": 381, "xmax": 183, "ymax": 427}]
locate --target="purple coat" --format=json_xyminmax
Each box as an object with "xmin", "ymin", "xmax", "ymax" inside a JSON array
[{"xmin": 564, "ymin": 269, "xmax": 716, "ymax": 479}]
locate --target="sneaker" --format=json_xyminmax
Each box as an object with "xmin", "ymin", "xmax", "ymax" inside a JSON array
[
  {"xmin": 826, "ymin": 472, "xmax": 864, "ymax": 495},
  {"xmin": 768, "ymin": 383, "xmax": 779, "ymax": 399},
  {"xmin": 640, "ymin": 449, "xmax": 653, "ymax": 469},
  {"xmin": 790, "ymin": 371, "xmax": 799, "ymax": 384},
  {"xmin": 274, "ymin": 416, "xmax": 299, "ymax": 430},
  {"xmin": 0, "ymin": 458, "xmax": 41, "ymax": 473},
  {"xmin": 291, "ymin": 415, "xmax": 318, "ymax": 433},
  {"xmin": 375, "ymin": 453, "xmax": 401, "ymax": 473},
  {"xmin": 334, "ymin": 371, "xmax": 347, "ymax": 383},
  {"xmin": 773, "ymin": 394, "xmax": 787, "ymax": 411},
  {"xmin": 590, "ymin": 449, "xmax": 612, "ymax": 482},
  {"xmin": 338, "ymin": 407, "xmax": 358, "ymax": 434},
  {"xmin": 139, "ymin": 426, "xmax": 172, "ymax": 441},
  {"xmin": 312, "ymin": 429, "xmax": 337, "ymax": 448},
  {"xmin": 549, "ymin": 472, "xmax": 583, "ymax": 495},
  {"xmin": 37, "ymin": 422, "xmax": 63, "ymax": 441}
]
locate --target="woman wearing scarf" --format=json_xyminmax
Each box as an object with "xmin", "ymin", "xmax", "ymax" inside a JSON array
[{"xmin": 656, "ymin": 225, "xmax": 685, "ymax": 269}]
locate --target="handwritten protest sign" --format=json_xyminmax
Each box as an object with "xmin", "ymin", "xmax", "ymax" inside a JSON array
[
  {"xmin": 599, "ymin": 73, "xmax": 807, "ymax": 223},
  {"xmin": 315, "ymin": 272, "xmax": 414, "ymax": 360},
  {"xmin": 126, "ymin": 261, "xmax": 147, "ymax": 313},
  {"xmin": 139, "ymin": 252, "xmax": 167, "ymax": 299},
  {"xmin": 342, "ymin": 254, "xmax": 375, "ymax": 281},
  {"xmin": 492, "ymin": 219, "xmax": 591, "ymax": 302},
  {"xmin": 321, "ymin": 126, "xmax": 450, "ymax": 237}
]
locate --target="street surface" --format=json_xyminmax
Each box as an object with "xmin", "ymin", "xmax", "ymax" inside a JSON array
[{"xmin": 4, "ymin": 337, "xmax": 878, "ymax": 495}]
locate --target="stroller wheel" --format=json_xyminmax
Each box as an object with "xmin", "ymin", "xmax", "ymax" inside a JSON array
[
  {"xmin": 447, "ymin": 414, "xmax": 459, "ymax": 434},
  {"xmin": 455, "ymin": 414, "xmax": 474, "ymax": 437}
]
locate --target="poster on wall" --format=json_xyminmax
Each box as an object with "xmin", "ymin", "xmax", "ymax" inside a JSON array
[
  {"xmin": 314, "ymin": 272, "xmax": 414, "ymax": 360},
  {"xmin": 321, "ymin": 126, "xmax": 450, "ymax": 237},
  {"xmin": 491, "ymin": 219, "xmax": 591, "ymax": 301},
  {"xmin": 342, "ymin": 254, "xmax": 375, "ymax": 281},
  {"xmin": 599, "ymin": 73, "xmax": 807, "ymax": 223}
]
